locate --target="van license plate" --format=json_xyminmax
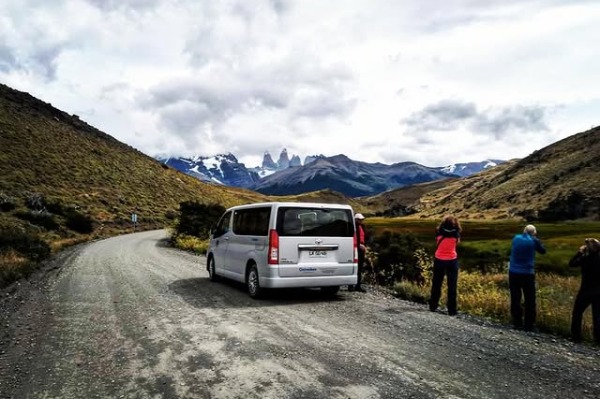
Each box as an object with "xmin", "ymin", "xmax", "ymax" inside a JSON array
[{"xmin": 308, "ymin": 250, "xmax": 327, "ymax": 257}]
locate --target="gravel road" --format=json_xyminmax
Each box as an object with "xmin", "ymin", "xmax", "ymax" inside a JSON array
[{"xmin": 1, "ymin": 230, "xmax": 599, "ymax": 399}]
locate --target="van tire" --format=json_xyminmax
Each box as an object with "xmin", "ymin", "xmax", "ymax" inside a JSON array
[
  {"xmin": 321, "ymin": 286, "xmax": 340, "ymax": 297},
  {"xmin": 247, "ymin": 264, "xmax": 263, "ymax": 299},
  {"xmin": 208, "ymin": 257, "xmax": 219, "ymax": 282}
]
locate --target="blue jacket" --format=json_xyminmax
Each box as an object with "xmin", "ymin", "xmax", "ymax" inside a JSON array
[{"xmin": 509, "ymin": 233, "xmax": 546, "ymax": 274}]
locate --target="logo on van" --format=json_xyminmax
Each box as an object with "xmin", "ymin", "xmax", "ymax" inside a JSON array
[
  {"xmin": 315, "ymin": 238, "xmax": 323, "ymax": 245},
  {"xmin": 299, "ymin": 267, "xmax": 317, "ymax": 272}
]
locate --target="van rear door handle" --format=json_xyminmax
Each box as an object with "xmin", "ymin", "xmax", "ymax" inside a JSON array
[{"xmin": 298, "ymin": 244, "xmax": 339, "ymax": 250}]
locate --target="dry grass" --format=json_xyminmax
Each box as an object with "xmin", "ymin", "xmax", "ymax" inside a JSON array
[
  {"xmin": 172, "ymin": 234, "xmax": 209, "ymax": 255},
  {"xmin": 393, "ymin": 271, "xmax": 595, "ymax": 342},
  {"xmin": 0, "ymin": 250, "xmax": 30, "ymax": 286}
]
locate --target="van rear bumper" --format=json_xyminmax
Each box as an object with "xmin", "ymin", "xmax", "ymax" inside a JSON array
[{"xmin": 260, "ymin": 275, "xmax": 357, "ymax": 288}]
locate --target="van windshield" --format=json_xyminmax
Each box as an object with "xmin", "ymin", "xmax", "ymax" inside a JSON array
[{"xmin": 277, "ymin": 207, "xmax": 354, "ymax": 237}]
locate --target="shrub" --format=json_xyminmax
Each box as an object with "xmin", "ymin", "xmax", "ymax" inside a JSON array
[
  {"xmin": 0, "ymin": 192, "xmax": 17, "ymax": 212},
  {"xmin": 369, "ymin": 231, "xmax": 427, "ymax": 286},
  {"xmin": 172, "ymin": 234, "xmax": 209, "ymax": 255},
  {"xmin": 45, "ymin": 198, "xmax": 66, "ymax": 216},
  {"xmin": 15, "ymin": 210, "xmax": 60, "ymax": 231},
  {"xmin": 65, "ymin": 210, "xmax": 95, "ymax": 234},
  {"xmin": 393, "ymin": 281, "xmax": 428, "ymax": 303},
  {"xmin": 0, "ymin": 226, "xmax": 51, "ymax": 261},
  {"xmin": 26, "ymin": 192, "xmax": 47, "ymax": 211},
  {"xmin": 176, "ymin": 202, "xmax": 226, "ymax": 239}
]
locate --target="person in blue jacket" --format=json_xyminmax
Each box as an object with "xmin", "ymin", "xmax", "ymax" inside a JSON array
[{"xmin": 509, "ymin": 224, "xmax": 547, "ymax": 331}]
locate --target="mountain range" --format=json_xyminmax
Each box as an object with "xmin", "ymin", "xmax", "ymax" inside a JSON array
[{"xmin": 159, "ymin": 151, "xmax": 503, "ymax": 197}]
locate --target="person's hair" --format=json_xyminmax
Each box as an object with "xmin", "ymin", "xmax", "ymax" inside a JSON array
[
  {"xmin": 584, "ymin": 238, "xmax": 600, "ymax": 255},
  {"xmin": 438, "ymin": 215, "xmax": 462, "ymax": 233},
  {"xmin": 523, "ymin": 224, "xmax": 537, "ymax": 235}
]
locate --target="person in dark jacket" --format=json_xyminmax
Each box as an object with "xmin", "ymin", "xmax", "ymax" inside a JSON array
[
  {"xmin": 569, "ymin": 238, "xmax": 600, "ymax": 343},
  {"xmin": 509, "ymin": 224, "xmax": 546, "ymax": 331},
  {"xmin": 429, "ymin": 215, "xmax": 462, "ymax": 315}
]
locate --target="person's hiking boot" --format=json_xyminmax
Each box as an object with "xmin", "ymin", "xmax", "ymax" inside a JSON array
[
  {"xmin": 524, "ymin": 325, "xmax": 539, "ymax": 333},
  {"xmin": 347, "ymin": 285, "xmax": 355, "ymax": 292},
  {"xmin": 448, "ymin": 310, "xmax": 458, "ymax": 316},
  {"xmin": 355, "ymin": 286, "xmax": 367, "ymax": 293}
]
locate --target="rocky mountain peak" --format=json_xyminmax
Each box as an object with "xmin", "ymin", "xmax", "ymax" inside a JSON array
[
  {"xmin": 277, "ymin": 148, "xmax": 290, "ymax": 169},
  {"xmin": 262, "ymin": 151, "xmax": 277, "ymax": 169}
]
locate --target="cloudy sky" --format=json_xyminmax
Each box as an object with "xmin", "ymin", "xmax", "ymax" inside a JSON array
[{"xmin": 2, "ymin": 0, "xmax": 600, "ymax": 168}]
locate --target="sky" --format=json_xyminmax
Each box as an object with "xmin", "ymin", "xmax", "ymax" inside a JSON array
[{"xmin": 2, "ymin": 0, "xmax": 600, "ymax": 168}]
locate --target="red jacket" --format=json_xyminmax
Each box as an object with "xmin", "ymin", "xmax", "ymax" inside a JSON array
[
  {"xmin": 434, "ymin": 228, "xmax": 460, "ymax": 261},
  {"xmin": 356, "ymin": 224, "xmax": 365, "ymax": 246}
]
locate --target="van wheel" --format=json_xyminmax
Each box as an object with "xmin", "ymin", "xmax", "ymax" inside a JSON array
[
  {"xmin": 321, "ymin": 286, "xmax": 340, "ymax": 297},
  {"xmin": 247, "ymin": 264, "xmax": 263, "ymax": 299},
  {"xmin": 208, "ymin": 257, "xmax": 219, "ymax": 282}
]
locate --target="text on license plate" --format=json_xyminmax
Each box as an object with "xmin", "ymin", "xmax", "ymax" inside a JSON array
[{"xmin": 308, "ymin": 250, "xmax": 327, "ymax": 257}]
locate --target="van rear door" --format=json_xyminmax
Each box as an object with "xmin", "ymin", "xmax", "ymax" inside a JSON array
[{"xmin": 275, "ymin": 206, "xmax": 355, "ymax": 278}]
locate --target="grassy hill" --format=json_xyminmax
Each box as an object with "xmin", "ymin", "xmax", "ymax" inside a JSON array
[
  {"xmin": 0, "ymin": 83, "xmax": 273, "ymax": 227},
  {"xmin": 364, "ymin": 127, "xmax": 600, "ymax": 221}
]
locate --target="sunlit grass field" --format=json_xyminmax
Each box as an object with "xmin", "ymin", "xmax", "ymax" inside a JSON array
[{"xmin": 366, "ymin": 217, "xmax": 600, "ymax": 343}]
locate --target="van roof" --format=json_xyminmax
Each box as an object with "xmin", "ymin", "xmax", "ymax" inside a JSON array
[{"xmin": 226, "ymin": 202, "xmax": 353, "ymax": 211}]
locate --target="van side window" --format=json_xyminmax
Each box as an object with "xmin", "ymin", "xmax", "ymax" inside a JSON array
[
  {"xmin": 232, "ymin": 207, "xmax": 271, "ymax": 236},
  {"xmin": 213, "ymin": 211, "xmax": 232, "ymax": 237}
]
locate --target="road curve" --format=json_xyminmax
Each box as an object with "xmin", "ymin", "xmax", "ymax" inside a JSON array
[{"xmin": 1, "ymin": 230, "xmax": 599, "ymax": 399}]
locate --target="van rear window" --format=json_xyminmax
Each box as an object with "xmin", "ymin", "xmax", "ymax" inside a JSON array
[{"xmin": 277, "ymin": 207, "xmax": 354, "ymax": 237}]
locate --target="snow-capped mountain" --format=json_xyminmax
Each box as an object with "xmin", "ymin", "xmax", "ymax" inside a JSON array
[
  {"xmin": 250, "ymin": 154, "xmax": 458, "ymax": 197},
  {"xmin": 438, "ymin": 160, "xmax": 505, "ymax": 177},
  {"xmin": 158, "ymin": 153, "xmax": 259, "ymax": 188},
  {"xmin": 158, "ymin": 150, "xmax": 504, "ymax": 197}
]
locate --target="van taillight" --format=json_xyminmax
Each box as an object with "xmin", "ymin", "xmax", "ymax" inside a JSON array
[
  {"xmin": 268, "ymin": 229, "xmax": 279, "ymax": 265},
  {"xmin": 353, "ymin": 235, "xmax": 358, "ymax": 264}
]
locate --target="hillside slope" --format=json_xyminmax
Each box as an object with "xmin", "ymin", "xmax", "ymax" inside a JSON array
[
  {"xmin": 0, "ymin": 83, "xmax": 268, "ymax": 239},
  {"xmin": 410, "ymin": 128, "xmax": 600, "ymax": 221}
]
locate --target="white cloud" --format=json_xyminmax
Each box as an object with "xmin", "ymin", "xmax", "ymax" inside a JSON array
[{"xmin": 1, "ymin": 0, "xmax": 599, "ymax": 168}]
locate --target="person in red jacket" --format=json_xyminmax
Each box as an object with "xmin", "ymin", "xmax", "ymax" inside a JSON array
[
  {"xmin": 429, "ymin": 215, "xmax": 462, "ymax": 315},
  {"xmin": 349, "ymin": 213, "xmax": 367, "ymax": 292}
]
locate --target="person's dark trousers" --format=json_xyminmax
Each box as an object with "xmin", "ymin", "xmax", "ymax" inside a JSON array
[
  {"xmin": 509, "ymin": 272, "xmax": 537, "ymax": 329},
  {"xmin": 571, "ymin": 291, "xmax": 600, "ymax": 343},
  {"xmin": 355, "ymin": 248, "xmax": 365, "ymax": 289},
  {"xmin": 429, "ymin": 258, "xmax": 458, "ymax": 314}
]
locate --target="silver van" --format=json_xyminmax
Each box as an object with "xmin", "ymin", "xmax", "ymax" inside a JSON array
[{"xmin": 206, "ymin": 202, "xmax": 358, "ymax": 298}]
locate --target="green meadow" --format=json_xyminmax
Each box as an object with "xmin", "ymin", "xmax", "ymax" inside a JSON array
[{"xmin": 365, "ymin": 217, "xmax": 600, "ymax": 343}]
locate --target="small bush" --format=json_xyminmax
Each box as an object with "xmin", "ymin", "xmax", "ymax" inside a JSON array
[
  {"xmin": 45, "ymin": 199, "xmax": 66, "ymax": 216},
  {"xmin": 172, "ymin": 234, "xmax": 209, "ymax": 255},
  {"xmin": 0, "ymin": 227, "xmax": 51, "ymax": 261},
  {"xmin": 393, "ymin": 281, "xmax": 428, "ymax": 303},
  {"xmin": 65, "ymin": 210, "xmax": 94, "ymax": 234},
  {"xmin": 370, "ymin": 231, "xmax": 426, "ymax": 286},
  {"xmin": 0, "ymin": 192, "xmax": 17, "ymax": 212},
  {"xmin": 15, "ymin": 210, "xmax": 60, "ymax": 231},
  {"xmin": 26, "ymin": 192, "xmax": 47, "ymax": 211},
  {"xmin": 176, "ymin": 202, "xmax": 226, "ymax": 239}
]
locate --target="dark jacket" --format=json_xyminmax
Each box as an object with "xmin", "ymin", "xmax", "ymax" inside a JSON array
[{"xmin": 569, "ymin": 251, "xmax": 600, "ymax": 294}]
